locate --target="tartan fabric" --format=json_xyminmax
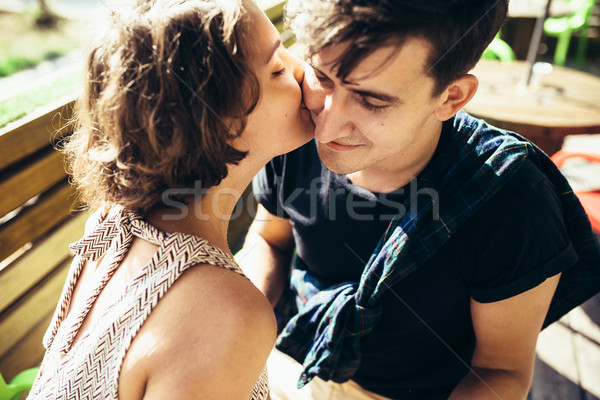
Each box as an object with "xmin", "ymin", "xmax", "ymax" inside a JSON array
[{"xmin": 275, "ymin": 111, "xmax": 600, "ymax": 388}]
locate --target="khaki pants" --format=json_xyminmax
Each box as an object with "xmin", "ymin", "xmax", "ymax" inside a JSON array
[{"xmin": 267, "ymin": 348, "xmax": 392, "ymax": 400}]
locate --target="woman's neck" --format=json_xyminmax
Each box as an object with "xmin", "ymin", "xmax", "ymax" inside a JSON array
[{"xmin": 148, "ymin": 154, "xmax": 264, "ymax": 255}]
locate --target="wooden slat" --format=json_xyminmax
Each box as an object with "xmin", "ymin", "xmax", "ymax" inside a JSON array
[
  {"xmin": 272, "ymin": 19, "xmax": 296, "ymax": 48},
  {"xmin": 273, "ymin": 17, "xmax": 285, "ymax": 33},
  {"xmin": 0, "ymin": 149, "xmax": 68, "ymax": 218},
  {"xmin": 261, "ymin": 0, "xmax": 285, "ymax": 21},
  {"xmin": 0, "ymin": 259, "xmax": 70, "ymax": 360},
  {"xmin": 281, "ymin": 30, "xmax": 296, "ymax": 48},
  {"xmin": 0, "ymin": 309, "xmax": 53, "ymax": 382},
  {"xmin": 0, "ymin": 95, "xmax": 76, "ymax": 171},
  {"xmin": 268, "ymin": 7, "xmax": 296, "ymax": 50},
  {"xmin": 0, "ymin": 182, "xmax": 79, "ymax": 262},
  {"xmin": 0, "ymin": 211, "xmax": 88, "ymax": 313}
]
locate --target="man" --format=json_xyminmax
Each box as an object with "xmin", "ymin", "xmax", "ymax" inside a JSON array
[{"xmin": 240, "ymin": 0, "xmax": 600, "ymax": 399}]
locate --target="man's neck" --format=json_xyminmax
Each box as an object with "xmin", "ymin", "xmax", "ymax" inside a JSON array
[{"xmin": 347, "ymin": 169, "xmax": 417, "ymax": 194}]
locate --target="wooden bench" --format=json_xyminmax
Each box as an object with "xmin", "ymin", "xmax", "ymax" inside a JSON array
[
  {"xmin": 262, "ymin": 0, "xmax": 296, "ymax": 49},
  {"xmin": 0, "ymin": 0, "xmax": 290, "ymax": 384},
  {"xmin": 0, "ymin": 93, "xmax": 85, "ymax": 381}
]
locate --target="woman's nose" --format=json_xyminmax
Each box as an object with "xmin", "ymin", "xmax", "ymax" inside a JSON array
[
  {"xmin": 301, "ymin": 63, "xmax": 327, "ymax": 115},
  {"xmin": 287, "ymin": 52, "xmax": 305, "ymax": 85}
]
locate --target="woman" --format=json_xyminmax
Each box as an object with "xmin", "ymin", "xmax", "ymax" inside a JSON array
[{"xmin": 27, "ymin": 0, "xmax": 313, "ymax": 399}]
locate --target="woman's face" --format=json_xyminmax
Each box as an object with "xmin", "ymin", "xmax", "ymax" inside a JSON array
[{"xmin": 239, "ymin": 0, "xmax": 315, "ymax": 161}]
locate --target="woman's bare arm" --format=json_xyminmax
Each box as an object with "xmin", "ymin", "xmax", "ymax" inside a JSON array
[{"xmin": 119, "ymin": 265, "xmax": 277, "ymax": 400}]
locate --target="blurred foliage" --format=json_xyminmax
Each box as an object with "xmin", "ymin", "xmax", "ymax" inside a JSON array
[
  {"xmin": 0, "ymin": 8, "xmax": 83, "ymax": 128},
  {"xmin": 0, "ymin": 72, "xmax": 80, "ymax": 128},
  {"xmin": 0, "ymin": 10, "xmax": 80, "ymax": 77}
]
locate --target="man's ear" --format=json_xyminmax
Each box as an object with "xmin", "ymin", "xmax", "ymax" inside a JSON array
[{"xmin": 433, "ymin": 74, "xmax": 478, "ymax": 121}]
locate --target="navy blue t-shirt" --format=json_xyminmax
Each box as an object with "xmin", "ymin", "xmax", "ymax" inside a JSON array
[{"xmin": 253, "ymin": 121, "xmax": 577, "ymax": 399}]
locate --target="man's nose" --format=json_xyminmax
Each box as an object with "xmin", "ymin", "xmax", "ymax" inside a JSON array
[
  {"xmin": 302, "ymin": 64, "xmax": 326, "ymax": 113},
  {"xmin": 301, "ymin": 64, "xmax": 354, "ymax": 142},
  {"xmin": 314, "ymin": 92, "xmax": 354, "ymax": 143}
]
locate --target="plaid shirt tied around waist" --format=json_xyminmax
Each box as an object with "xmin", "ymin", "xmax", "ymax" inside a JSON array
[{"xmin": 275, "ymin": 111, "xmax": 600, "ymax": 388}]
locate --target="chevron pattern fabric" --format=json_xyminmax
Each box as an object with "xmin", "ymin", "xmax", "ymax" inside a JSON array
[{"xmin": 28, "ymin": 206, "xmax": 269, "ymax": 399}]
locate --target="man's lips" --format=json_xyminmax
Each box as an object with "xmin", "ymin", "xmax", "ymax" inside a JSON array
[{"xmin": 323, "ymin": 140, "xmax": 361, "ymax": 152}]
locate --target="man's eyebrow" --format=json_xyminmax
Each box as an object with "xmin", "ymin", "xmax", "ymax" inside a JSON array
[
  {"xmin": 310, "ymin": 62, "xmax": 401, "ymax": 104},
  {"xmin": 310, "ymin": 63, "xmax": 330, "ymax": 79},
  {"xmin": 347, "ymin": 87, "xmax": 401, "ymax": 104},
  {"xmin": 266, "ymin": 39, "xmax": 281, "ymax": 64}
]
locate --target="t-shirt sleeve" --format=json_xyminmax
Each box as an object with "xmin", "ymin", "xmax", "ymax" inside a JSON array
[
  {"xmin": 463, "ymin": 162, "xmax": 578, "ymax": 303},
  {"xmin": 252, "ymin": 158, "xmax": 290, "ymax": 219}
]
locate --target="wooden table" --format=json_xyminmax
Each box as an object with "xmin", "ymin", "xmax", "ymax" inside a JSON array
[{"xmin": 464, "ymin": 60, "xmax": 600, "ymax": 155}]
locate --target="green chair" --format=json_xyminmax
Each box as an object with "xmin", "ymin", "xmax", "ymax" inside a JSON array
[
  {"xmin": 0, "ymin": 368, "xmax": 39, "ymax": 400},
  {"xmin": 482, "ymin": 35, "xmax": 516, "ymax": 62},
  {"xmin": 543, "ymin": 0, "xmax": 596, "ymax": 67}
]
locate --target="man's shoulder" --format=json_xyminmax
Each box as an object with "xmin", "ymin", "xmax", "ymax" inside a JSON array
[
  {"xmin": 463, "ymin": 158, "xmax": 563, "ymax": 238},
  {"xmin": 468, "ymin": 158, "xmax": 558, "ymax": 220},
  {"xmin": 450, "ymin": 111, "xmax": 520, "ymax": 147},
  {"xmin": 444, "ymin": 112, "xmax": 552, "ymax": 193},
  {"xmin": 505, "ymin": 158, "xmax": 550, "ymax": 191}
]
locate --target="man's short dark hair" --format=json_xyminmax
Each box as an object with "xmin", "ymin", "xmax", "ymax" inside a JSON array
[{"xmin": 285, "ymin": 0, "xmax": 508, "ymax": 95}]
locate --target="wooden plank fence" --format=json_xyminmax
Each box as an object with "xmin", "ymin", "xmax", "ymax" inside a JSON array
[{"xmin": 0, "ymin": 1, "xmax": 289, "ymax": 384}]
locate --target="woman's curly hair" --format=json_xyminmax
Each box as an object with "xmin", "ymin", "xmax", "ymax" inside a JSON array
[{"xmin": 64, "ymin": 0, "xmax": 259, "ymax": 216}]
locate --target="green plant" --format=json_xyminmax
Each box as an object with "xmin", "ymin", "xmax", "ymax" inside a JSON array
[
  {"xmin": 0, "ymin": 10, "xmax": 81, "ymax": 77},
  {"xmin": 0, "ymin": 73, "xmax": 80, "ymax": 128}
]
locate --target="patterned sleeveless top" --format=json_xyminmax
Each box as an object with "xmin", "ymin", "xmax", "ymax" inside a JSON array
[{"xmin": 28, "ymin": 206, "xmax": 269, "ymax": 399}]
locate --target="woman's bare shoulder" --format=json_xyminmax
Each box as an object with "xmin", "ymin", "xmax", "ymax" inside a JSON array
[{"xmin": 119, "ymin": 264, "xmax": 276, "ymax": 400}]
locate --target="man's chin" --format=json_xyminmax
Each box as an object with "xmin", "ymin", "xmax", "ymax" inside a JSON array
[{"xmin": 316, "ymin": 143, "xmax": 360, "ymax": 175}]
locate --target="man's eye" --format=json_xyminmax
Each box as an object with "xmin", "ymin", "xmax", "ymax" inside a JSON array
[
  {"xmin": 358, "ymin": 96, "xmax": 388, "ymax": 113},
  {"xmin": 272, "ymin": 67, "xmax": 286, "ymax": 77},
  {"xmin": 314, "ymin": 73, "xmax": 334, "ymax": 89},
  {"xmin": 315, "ymin": 74, "xmax": 330, "ymax": 83}
]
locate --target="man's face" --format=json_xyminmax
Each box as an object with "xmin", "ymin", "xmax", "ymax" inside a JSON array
[{"xmin": 302, "ymin": 37, "xmax": 449, "ymax": 186}]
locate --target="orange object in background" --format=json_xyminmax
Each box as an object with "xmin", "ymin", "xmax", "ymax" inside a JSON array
[{"xmin": 552, "ymin": 150, "xmax": 600, "ymax": 233}]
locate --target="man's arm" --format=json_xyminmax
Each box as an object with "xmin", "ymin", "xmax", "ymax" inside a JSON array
[
  {"xmin": 238, "ymin": 204, "xmax": 295, "ymax": 306},
  {"xmin": 449, "ymin": 273, "xmax": 561, "ymax": 400}
]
